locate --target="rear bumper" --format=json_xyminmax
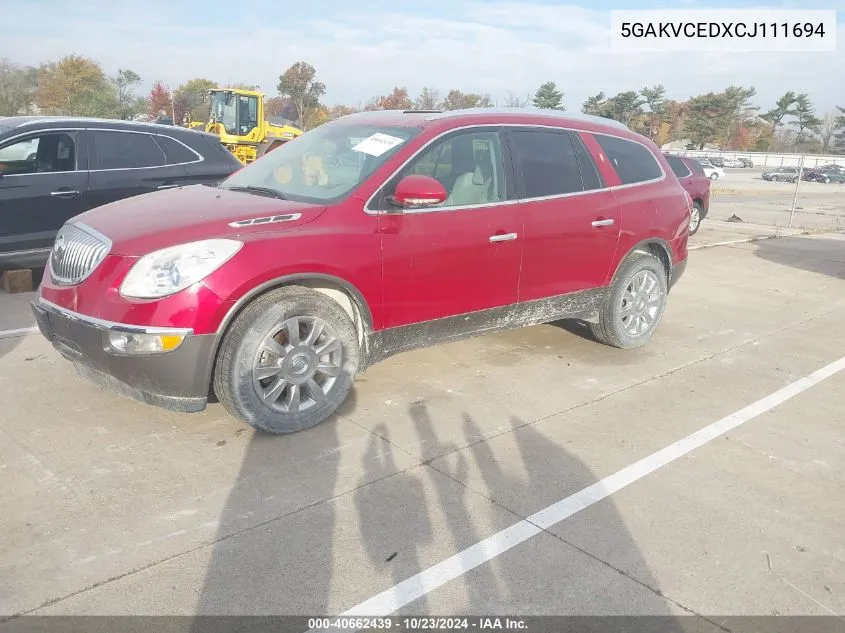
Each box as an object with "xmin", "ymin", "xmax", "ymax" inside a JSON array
[{"xmin": 31, "ymin": 297, "xmax": 214, "ymax": 413}]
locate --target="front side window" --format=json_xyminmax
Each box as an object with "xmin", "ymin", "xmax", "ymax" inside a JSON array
[
  {"xmin": 220, "ymin": 123, "xmax": 420, "ymax": 204},
  {"xmin": 91, "ymin": 131, "xmax": 166, "ymax": 170},
  {"xmin": 390, "ymin": 130, "xmax": 506, "ymax": 208},
  {"xmin": 510, "ymin": 129, "xmax": 584, "ymax": 197},
  {"xmin": 595, "ymin": 134, "xmax": 663, "ymax": 185},
  {"xmin": 0, "ymin": 133, "xmax": 77, "ymax": 175}
]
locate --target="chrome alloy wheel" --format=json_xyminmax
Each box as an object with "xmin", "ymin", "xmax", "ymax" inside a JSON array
[
  {"xmin": 690, "ymin": 205, "xmax": 701, "ymax": 234},
  {"xmin": 251, "ymin": 316, "xmax": 343, "ymax": 413},
  {"xmin": 620, "ymin": 270, "xmax": 663, "ymax": 337}
]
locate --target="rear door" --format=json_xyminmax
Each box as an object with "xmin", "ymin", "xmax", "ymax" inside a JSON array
[
  {"xmin": 86, "ymin": 129, "xmax": 196, "ymax": 210},
  {"xmin": 0, "ymin": 130, "xmax": 90, "ymax": 254},
  {"xmin": 507, "ymin": 126, "xmax": 621, "ymax": 301}
]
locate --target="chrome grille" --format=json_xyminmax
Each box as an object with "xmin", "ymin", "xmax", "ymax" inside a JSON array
[{"xmin": 49, "ymin": 223, "xmax": 112, "ymax": 286}]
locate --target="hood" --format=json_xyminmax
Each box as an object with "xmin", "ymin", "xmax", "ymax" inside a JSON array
[{"xmin": 72, "ymin": 184, "xmax": 327, "ymax": 256}]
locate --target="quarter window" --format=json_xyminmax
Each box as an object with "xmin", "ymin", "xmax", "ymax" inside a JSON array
[
  {"xmin": 665, "ymin": 155, "xmax": 692, "ymax": 178},
  {"xmin": 90, "ymin": 131, "xmax": 166, "ymax": 170},
  {"xmin": 595, "ymin": 134, "xmax": 663, "ymax": 185},
  {"xmin": 0, "ymin": 133, "xmax": 77, "ymax": 175},
  {"xmin": 394, "ymin": 130, "xmax": 506, "ymax": 208},
  {"xmin": 510, "ymin": 129, "xmax": 584, "ymax": 197},
  {"xmin": 152, "ymin": 135, "xmax": 199, "ymax": 165},
  {"xmin": 687, "ymin": 159, "xmax": 705, "ymax": 176}
]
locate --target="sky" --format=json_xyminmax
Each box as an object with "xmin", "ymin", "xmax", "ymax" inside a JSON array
[{"xmin": 2, "ymin": 0, "xmax": 843, "ymax": 114}]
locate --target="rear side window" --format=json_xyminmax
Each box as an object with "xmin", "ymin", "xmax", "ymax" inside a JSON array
[
  {"xmin": 510, "ymin": 129, "xmax": 584, "ymax": 197},
  {"xmin": 572, "ymin": 134, "xmax": 603, "ymax": 190},
  {"xmin": 665, "ymin": 155, "xmax": 691, "ymax": 178},
  {"xmin": 595, "ymin": 134, "xmax": 663, "ymax": 185},
  {"xmin": 90, "ymin": 131, "xmax": 166, "ymax": 170},
  {"xmin": 153, "ymin": 135, "xmax": 199, "ymax": 165}
]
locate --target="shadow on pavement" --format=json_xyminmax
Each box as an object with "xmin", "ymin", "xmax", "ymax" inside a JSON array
[
  {"xmin": 192, "ymin": 389, "xmax": 357, "ymax": 621},
  {"xmin": 192, "ymin": 392, "xmax": 697, "ymax": 629},
  {"xmin": 753, "ymin": 236, "xmax": 845, "ymax": 279}
]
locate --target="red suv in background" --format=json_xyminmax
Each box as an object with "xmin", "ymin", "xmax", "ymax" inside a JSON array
[
  {"xmin": 32, "ymin": 109, "xmax": 691, "ymax": 435},
  {"xmin": 664, "ymin": 153, "xmax": 711, "ymax": 235}
]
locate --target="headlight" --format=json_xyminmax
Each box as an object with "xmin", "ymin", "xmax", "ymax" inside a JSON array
[{"xmin": 119, "ymin": 239, "xmax": 242, "ymax": 299}]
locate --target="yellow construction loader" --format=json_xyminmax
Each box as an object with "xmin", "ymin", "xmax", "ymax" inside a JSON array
[{"xmin": 196, "ymin": 88, "xmax": 304, "ymax": 164}]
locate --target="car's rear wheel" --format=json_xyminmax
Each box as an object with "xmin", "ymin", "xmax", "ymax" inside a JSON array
[
  {"xmin": 689, "ymin": 201, "xmax": 703, "ymax": 236},
  {"xmin": 213, "ymin": 286, "xmax": 360, "ymax": 434},
  {"xmin": 590, "ymin": 252, "xmax": 668, "ymax": 350}
]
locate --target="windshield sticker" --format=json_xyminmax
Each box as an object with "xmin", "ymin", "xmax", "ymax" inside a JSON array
[{"xmin": 352, "ymin": 133, "xmax": 405, "ymax": 157}]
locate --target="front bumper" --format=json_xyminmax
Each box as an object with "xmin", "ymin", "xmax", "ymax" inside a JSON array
[{"xmin": 31, "ymin": 297, "xmax": 215, "ymax": 413}]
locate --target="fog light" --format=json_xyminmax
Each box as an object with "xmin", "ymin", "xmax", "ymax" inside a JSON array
[{"xmin": 108, "ymin": 331, "xmax": 185, "ymax": 354}]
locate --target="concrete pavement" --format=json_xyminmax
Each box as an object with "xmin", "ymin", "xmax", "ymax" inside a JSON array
[{"xmin": 1, "ymin": 229, "xmax": 843, "ymax": 622}]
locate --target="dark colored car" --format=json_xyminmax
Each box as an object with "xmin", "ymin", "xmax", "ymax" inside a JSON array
[
  {"xmin": 32, "ymin": 108, "xmax": 690, "ymax": 435},
  {"xmin": 707, "ymin": 157, "xmax": 725, "ymax": 168},
  {"xmin": 0, "ymin": 116, "xmax": 242, "ymax": 270},
  {"xmin": 802, "ymin": 164, "xmax": 845, "ymax": 183},
  {"xmin": 762, "ymin": 166, "xmax": 800, "ymax": 182},
  {"xmin": 664, "ymin": 153, "xmax": 710, "ymax": 235},
  {"xmin": 738, "ymin": 157, "xmax": 754, "ymax": 168}
]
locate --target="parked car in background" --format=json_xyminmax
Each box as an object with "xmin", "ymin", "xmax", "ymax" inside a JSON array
[
  {"xmin": 664, "ymin": 153, "xmax": 710, "ymax": 236},
  {"xmin": 700, "ymin": 160, "xmax": 725, "ymax": 181},
  {"xmin": 721, "ymin": 157, "xmax": 744, "ymax": 168},
  {"xmin": 762, "ymin": 166, "xmax": 800, "ymax": 182},
  {"xmin": 0, "ymin": 138, "xmax": 37, "ymax": 162},
  {"xmin": 0, "ymin": 116, "xmax": 242, "ymax": 270},
  {"xmin": 738, "ymin": 157, "xmax": 754, "ymax": 168},
  {"xmin": 707, "ymin": 157, "xmax": 725, "ymax": 168},
  {"xmin": 32, "ymin": 108, "xmax": 690, "ymax": 435},
  {"xmin": 802, "ymin": 164, "xmax": 845, "ymax": 183}
]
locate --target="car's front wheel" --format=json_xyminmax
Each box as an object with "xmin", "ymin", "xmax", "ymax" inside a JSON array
[
  {"xmin": 590, "ymin": 252, "xmax": 668, "ymax": 349},
  {"xmin": 709, "ymin": 172, "xmax": 719, "ymax": 181},
  {"xmin": 213, "ymin": 286, "xmax": 360, "ymax": 434}
]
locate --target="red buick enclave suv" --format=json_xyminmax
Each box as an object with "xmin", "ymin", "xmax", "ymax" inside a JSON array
[
  {"xmin": 32, "ymin": 109, "xmax": 691, "ymax": 434},
  {"xmin": 664, "ymin": 153, "xmax": 710, "ymax": 235}
]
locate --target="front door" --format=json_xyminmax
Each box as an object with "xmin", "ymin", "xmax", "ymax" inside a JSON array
[
  {"xmin": 507, "ymin": 127, "xmax": 621, "ymax": 301},
  {"xmin": 0, "ymin": 131, "xmax": 90, "ymax": 254},
  {"xmin": 375, "ymin": 127, "xmax": 523, "ymax": 331}
]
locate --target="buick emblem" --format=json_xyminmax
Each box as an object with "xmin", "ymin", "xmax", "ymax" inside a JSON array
[{"xmin": 54, "ymin": 233, "xmax": 66, "ymax": 261}]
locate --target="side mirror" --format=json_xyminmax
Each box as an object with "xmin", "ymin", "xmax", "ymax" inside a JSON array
[{"xmin": 387, "ymin": 175, "xmax": 447, "ymax": 210}]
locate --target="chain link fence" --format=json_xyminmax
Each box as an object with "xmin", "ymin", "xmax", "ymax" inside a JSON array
[{"xmin": 667, "ymin": 149, "xmax": 845, "ymax": 232}]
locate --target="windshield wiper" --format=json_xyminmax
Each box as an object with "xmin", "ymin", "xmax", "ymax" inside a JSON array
[{"xmin": 225, "ymin": 185, "xmax": 287, "ymax": 200}]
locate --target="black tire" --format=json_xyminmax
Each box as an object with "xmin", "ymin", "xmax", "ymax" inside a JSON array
[
  {"xmin": 213, "ymin": 286, "xmax": 360, "ymax": 434},
  {"xmin": 589, "ymin": 252, "xmax": 668, "ymax": 350},
  {"xmin": 689, "ymin": 201, "xmax": 703, "ymax": 236}
]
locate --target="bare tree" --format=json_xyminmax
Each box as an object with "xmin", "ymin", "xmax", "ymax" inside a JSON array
[
  {"xmin": 503, "ymin": 91, "xmax": 530, "ymax": 108},
  {"xmin": 819, "ymin": 111, "xmax": 838, "ymax": 153},
  {"xmin": 414, "ymin": 87, "xmax": 440, "ymax": 110}
]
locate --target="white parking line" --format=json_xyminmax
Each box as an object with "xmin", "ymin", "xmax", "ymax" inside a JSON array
[
  {"xmin": 311, "ymin": 355, "xmax": 845, "ymax": 629},
  {"xmin": 0, "ymin": 326, "xmax": 39, "ymax": 340}
]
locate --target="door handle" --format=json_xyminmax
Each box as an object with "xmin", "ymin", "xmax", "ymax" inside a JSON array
[
  {"xmin": 50, "ymin": 190, "xmax": 80, "ymax": 198},
  {"xmin": 591, "ymin": 218, "xmax": 615, "ymax": 227},
  {"xmin": 157, "ymin": 184, "xmax": 179, "ymax": 190},
  {"xmin": 489, "ymin": 232, "xmax": 518, "ymax": 243}
]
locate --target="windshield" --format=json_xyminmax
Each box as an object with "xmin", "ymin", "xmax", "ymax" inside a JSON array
[
  {"xmin": 220, "ymin": 123, "xmax": 421, "ymax": 204},
  {"xmin": 209, "ymin": 92, "xmax": 238, "ymax": 135}
]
